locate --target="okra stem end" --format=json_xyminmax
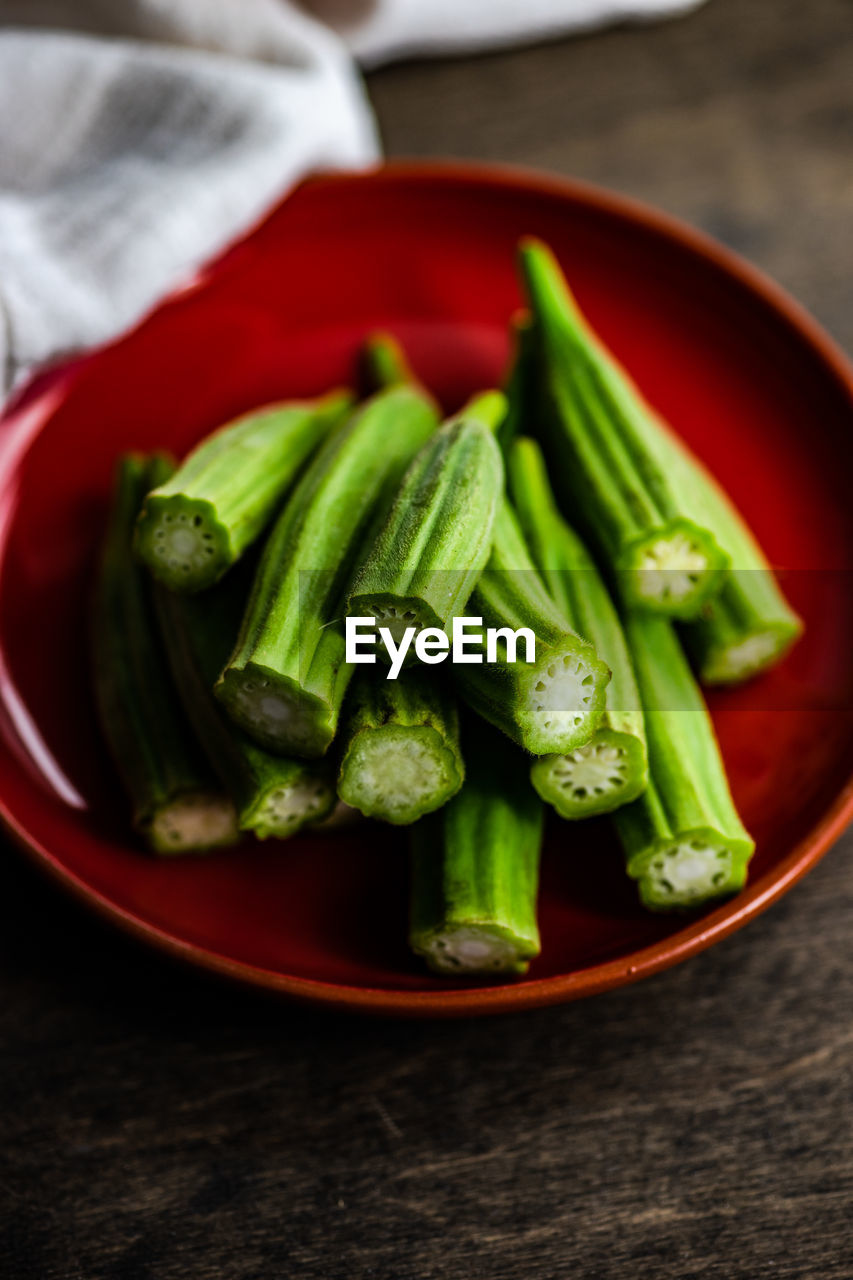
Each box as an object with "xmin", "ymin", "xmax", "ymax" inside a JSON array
[
  {"xmin": 146, "ymin": 793, "xmax": 240, "ymax": 855},
  {"xmin": 531, "ymin": 726, "xmax": 648, "ymax": 819},
  {"xmin": 697, "ymin": 618, "xmax": 803, "ymax": 685},
  {"xmin": 243, "ymin": 773, "xmax": 336, "ymax": 840},
  {"xmin": 136, "ymin": 494, "xmax": 230, "ymax": 593},
  {"xmin": 628, "ymin": 828, "xmax": 753, "ymax": 912},
  {"xmin": 347, "ymin": 594, "xmax": 440, "ymax": 655},
  {"xmin": 412, "ymin": 924, "xmax": 538, "ymax": 977},
  {"xmin": 215, "ymin": 663, "xmax": 333, "ymax": 759},
  {"xmin": 517, "ymin": 639, "xmax": 611, "ymax": 755},
  {"xmin": 623, "ymin": 522, "xmax": 729, "ymax": 619},
  {"xmin": 338, "ymin": 724, "xmax": 464, "ymax": 825}
]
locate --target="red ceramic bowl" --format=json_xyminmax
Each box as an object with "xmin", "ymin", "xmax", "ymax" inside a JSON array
[{"xmin": 1, "ymin": 163, "xmax": 852, "ymax": 1017}]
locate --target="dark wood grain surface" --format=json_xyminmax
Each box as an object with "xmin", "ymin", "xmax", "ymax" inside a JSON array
[{"xmin": 3, "ymin": 0, "xmax": 853, "ymax": 1275}]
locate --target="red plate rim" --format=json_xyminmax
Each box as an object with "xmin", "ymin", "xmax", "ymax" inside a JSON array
[{"xmin": 3, "ymin": 159, "xmax": 853, "ymax": 1018}]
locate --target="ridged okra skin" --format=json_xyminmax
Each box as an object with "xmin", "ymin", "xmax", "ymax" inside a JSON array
[
  {"xmin": 92, "ymin": 454, "xmax": 239, "ymax": 854},
  {"xmin": 347, "ymin": 391, "xmax": 506, "ymax": 642},
  {"xmin": 135, "ymin": 390, "xmax": 351, "ymax": 592},
  {"xmin": 614, "ymin": 612, "xmax": 755, "ymax": 911},
  {"xmin": 154, "ymin": 573, "xmax": 335, "ymax": 840},
  {"xmin": 454, "ymin": 499, "xmax": 611, "ymax": 756},
  {"xmin": 409, "ymin": 719, "xmax": 543, "ymax": 976},
  {"xmin": 215, "ymin": 384, "xmax": 439, "ymax": 757},
  {"xmin": 509, "ymin": 437, "xmax": 648, "ymax": 818},
  {"xmin": 518, "ymin": 238, "xmax": 730, "ymax": 619},
  {"xmin": 670, "ymin": 438, "xmax": 803, "ymax": 683},
  {"xmin": 337, "ymin": 669, "xmax": 464, "ymax": 825}
]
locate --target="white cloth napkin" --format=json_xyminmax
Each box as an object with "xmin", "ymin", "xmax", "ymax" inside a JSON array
[{"xmin": 0, "ymin": 0, "xmax": 706, "ymax": 397}]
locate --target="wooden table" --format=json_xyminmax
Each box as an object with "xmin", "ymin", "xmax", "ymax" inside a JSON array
[{"xmin": 3, "ymin": 0, "xmax": 852, "ymax": 1274}]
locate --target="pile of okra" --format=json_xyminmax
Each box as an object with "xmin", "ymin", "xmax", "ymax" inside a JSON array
[{"xmin": 93, "ymin": 238, "xmax": 802, "ymax": 979}]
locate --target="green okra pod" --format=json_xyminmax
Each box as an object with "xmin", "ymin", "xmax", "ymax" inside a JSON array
[
  {"xmin": 518, "ymin": 238, "xmax": 730, "ymax": 618},
  {"xmin": 337, "ymin": 669, "xmax": 464, "ymax": 825},
  {"xmin": 454, "ymin": 499, "xmax": 611, "ymax": 756},
  {"xmin": 615, "ymin": 612, "xmax": 755, "ymax": 911},
  {"xmin": 509, "ymin": 437, "xmax": 648, "ymax": 818},
  {"xmin": 409, "ymin": 718, "xmax": 543, "ymax": 977},
  {"xmin": 215, "ymin": 383, "xmax": 439, "ymax": 757},
  {"xmin": 92, "ymin": 454, "xmax": 239, "ymax": 854},
  {"xmin": 346, "ymin": 390, "xmax": 506, "ymax": 643},
  {"xmin": 154, "ymin": 571, "xmax": 335, "ymax": 840},
  {"xmin": 673, "ymin": 447, "xmax": 803, "ymax": 683},
  {"xmin": 135, "ymin": 389, "xmax": 351, "ymax": 592}
]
